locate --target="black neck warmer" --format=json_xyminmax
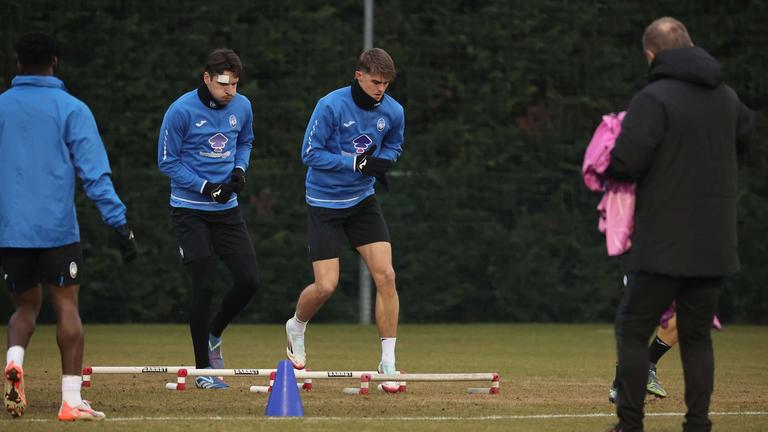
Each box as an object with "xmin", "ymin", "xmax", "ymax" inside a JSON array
[
  {"xmin": 351, "ymin": 78, "xmax": 382, "ymax": 110},
  {"xmin": 197, "ymin": 82, "xmax": 223, "ymax": 110}
]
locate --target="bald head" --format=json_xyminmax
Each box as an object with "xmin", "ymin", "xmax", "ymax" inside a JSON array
[{"xmin": 642, "ymin": 17, "xmax": 693, "ymax": 56}]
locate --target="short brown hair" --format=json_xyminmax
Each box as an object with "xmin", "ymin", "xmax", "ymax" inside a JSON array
[
  {"xmin": 204, "ymin": 48, "xmax": 242, "ymax": 77},
  {"xmin": 356, "ymin": 48, "xmax": 396, "ymax": 80},
  {"xmin": 642, "ymin": 17, "xmax": 693, "ymax": 55}
]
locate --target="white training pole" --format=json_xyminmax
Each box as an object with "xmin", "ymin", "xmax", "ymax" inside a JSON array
[
  {"xmin": 89, "ymin": 366, "xmax": 195, "ymax": 374},
  {"xmin": 86, "ymin": 366, "xmax": 384, "ymax": 379},
  {"xmin": 367, "ymin": 373, "xmax": 497, "ymax": 381},
  {"xmin": 344, "ymin": 372, "xmax": 500, "ymax": 395},
  {"xmin": 171, "ymin": 368, "xmax": 276, "ymax": 377},
  {"xmin": 82, "ymin": 366, "xmax": 197, "ymax": 388}
]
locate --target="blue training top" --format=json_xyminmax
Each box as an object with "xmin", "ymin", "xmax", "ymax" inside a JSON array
[
  {"xmin": 0, "ymin": 75, "xmax": 127, "ymax": 248},
  {"xmin": 157, "ymin": 89, "xmax": 254, "ymax": 211},
  {"xmin": 302, "ymin": 86, "xmax": 404, "ymax": 208}
]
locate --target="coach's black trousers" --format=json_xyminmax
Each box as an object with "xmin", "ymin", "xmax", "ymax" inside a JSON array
[{"xmin": 615, "ymin": 272, "xmax": 723, "ymax": 432}]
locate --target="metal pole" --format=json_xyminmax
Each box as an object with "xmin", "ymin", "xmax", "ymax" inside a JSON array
[
  {"xmin": 359, "ymin": 256, "xmax": 372, "ymax": 324},
  {"xmin": 364, "ymin": 0, "xmax": 374, "ymax": 50},
  {"xmin": 359, "ymin": 0, "xmax": 374, "ymax": 325}
]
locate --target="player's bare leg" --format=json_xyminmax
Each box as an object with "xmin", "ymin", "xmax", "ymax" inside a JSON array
[
  {"xmin": 49, "ymin": 284, "xmax": 104, "ymax": 421},
  {"xmin": 49, "ymin": 284, "xmax": 83, "ymax": 376},
  {"xmin": 286, "ymin": 259, "xmax": 340, "ymax": 369},
  {"xmin": 5, "ymin": 285, "xmax": 42, "ymax": 417},
  {"xmin": 358, "ymin": 242, "xmax": 400, "ymax": 392},
  {"xmin": 657, "ymin": 315, "xmax": 678, "ymax": 345}
]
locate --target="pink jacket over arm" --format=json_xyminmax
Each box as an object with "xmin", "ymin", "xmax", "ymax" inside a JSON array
[{"xmin": 582, "ymin": 112, "xmax": 636, "ymax": 256}]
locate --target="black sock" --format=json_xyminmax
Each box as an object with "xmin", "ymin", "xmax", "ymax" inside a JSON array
[{"xmin": 648, "ymin": 336, "xmax": 672, "ymax": 366}]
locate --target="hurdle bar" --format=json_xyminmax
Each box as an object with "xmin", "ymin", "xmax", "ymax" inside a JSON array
[
  {"xmin": 249, "ymin": 371, "xmax": 306, "ymax": 394},
  {"xmin": 247, "ymin": 370, "xmax": 386, "ymax": 394},
  {"xmin": 342, "ymin": 372, "xmax": 500, "ymax": 395},
  {"xmin": 82, "ymin": 366, "xmax": 312, "ymax": 390},
  {"xmin": 165, "ymin": 368, "xmax": 313, "ymax": 391},
  {"xmin": 82, "ymin": 366, "xmax": 196, "ymax": 388}
]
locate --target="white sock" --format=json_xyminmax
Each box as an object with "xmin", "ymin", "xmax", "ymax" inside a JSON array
[
  {"xmin": 62, "ymin": 375, "xmax": 83, "ymax": 407},
  {"xmin": 6, "ymin": 345, "xmax": 25, "ymax": 367},
  {"xmin": 380, "ymin": 337, "xmax": 396, "ymax": 365},
  {"xmin": 290, "ymin": 313, "xmax": 307, "ymax": 332}
]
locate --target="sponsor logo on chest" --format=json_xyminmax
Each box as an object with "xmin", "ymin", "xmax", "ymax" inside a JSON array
[
  {"xmin": 352, "ymin": 134, "xmax": 373, "ymax": 154},
  {"xmin": 199, "ymin": 133, "xmax": 232, "ymax": 158}
]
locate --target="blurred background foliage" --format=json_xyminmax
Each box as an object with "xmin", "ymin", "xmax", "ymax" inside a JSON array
[{"xmin": 1, "ymin": 0, "xmax": 766, "ymax": 323}]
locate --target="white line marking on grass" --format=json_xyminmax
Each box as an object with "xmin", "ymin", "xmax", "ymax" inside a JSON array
[{"xmin": 1, "ymin": 411, "xmax": 766, "ymax": 423}]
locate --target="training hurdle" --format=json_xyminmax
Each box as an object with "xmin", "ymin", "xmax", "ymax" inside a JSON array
[
  {"xmin": 83, "ymin": 366, "xmax": 499, "ymax": 395},
  {"xmin": 342, "ymin": 372, "xmax": 500, "ymax": 395},
  {"xmin": 82, "ymin": 366, "xmax": 194, "ymax": 388},
  {"xmin": 164, "ymin": 368, "xmax": 404, "ymax": 392},
  {"xmin": 81, "ymin": 366, "xmax": 312, "ymax": 391},
  {"xmin": 249, "ymin": 370, "xmax": 382, "ymax": 393}
]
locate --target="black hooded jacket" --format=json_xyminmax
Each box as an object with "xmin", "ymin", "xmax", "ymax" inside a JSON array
[{"xmin": 607, "ymin": 47, "xmax": 754, "ymax": 277}]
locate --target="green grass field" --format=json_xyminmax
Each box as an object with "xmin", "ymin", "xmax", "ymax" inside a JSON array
[{"xmin": 1, "ymin": 324, "xmax": 766, "ymax": 431}]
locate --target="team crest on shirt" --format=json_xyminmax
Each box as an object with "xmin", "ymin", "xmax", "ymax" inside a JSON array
[
  {"xmin": 352, "ymin": 134, "xmax": 373, "ymax": 154},
  {"xmin": 69, "ymin": 261, "xmax": 78, "ymax": 279},
  {"xmin": 229, "ymin": 114, "xmax": 237, "ymax": 128},
  {"xmin": 377, "ymin": 118, "xmax": 386, "ymax": 131}
]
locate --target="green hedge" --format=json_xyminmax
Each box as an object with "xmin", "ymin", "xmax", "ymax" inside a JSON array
[{"xmin": 1, "ymin": 0, "xmax": 766, "ymax": 323}]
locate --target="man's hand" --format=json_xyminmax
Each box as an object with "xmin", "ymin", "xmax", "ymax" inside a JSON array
[
  {"xmin": 114, "ymin": 224, "xmax": 138, "ymax": 263},
  {"xmin": 203, "ymin": 182, "xmax": 234, "ymax": 204},
  {"xmin": 354, "ymin": 145, "xmax": 393, "ymax": 177},
  {"xmin": 230, "ymin": 168, "xmax": 246, "ymax": 194}
]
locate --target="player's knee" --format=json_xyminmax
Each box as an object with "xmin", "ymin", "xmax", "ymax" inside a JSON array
[
  {"xmin": 314, "ymin": 280, "xmax": 338, "ymax": 298},
  {"xmin": 372, "ymin": 267, "xmax": 396, "ymax": 288},
  {"xmin": 15, "ymin": 302, "xmax": 41, "ymax": 321},
  {"xmin": 57, "ymin": 320, "xmax": 83, "ymax": 343},
  {"xmin": 237, "ymin": 267, "xmax": 259, "ymax": 293}
]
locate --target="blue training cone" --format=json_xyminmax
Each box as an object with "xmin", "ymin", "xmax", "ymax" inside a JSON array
[{"xmin": 265, "ymin": 360, "xmax": 304, "ymax": 416}]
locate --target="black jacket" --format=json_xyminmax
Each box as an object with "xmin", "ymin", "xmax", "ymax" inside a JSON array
[{"xmin": 607, "ymin": 47, "xmax": 753, "ymax": 277}]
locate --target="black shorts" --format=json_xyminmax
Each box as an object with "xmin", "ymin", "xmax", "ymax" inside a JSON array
[
  {"xmin": 171, "ymin": 206, "xmax": 256, "ymax": 264},
  {"xmin": 0, "ymin": 242, "xmax": 83, "ymax": 294},
  {"xmin": 307, "ymin": 195, "xmax": 390, "ymax": 262}
]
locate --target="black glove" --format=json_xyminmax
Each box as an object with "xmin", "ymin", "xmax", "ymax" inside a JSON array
[
  {"xmin": 114, "ymin": 224, "xmax": 138, "ymax": 263},
  {"xmin": 203, "ymin": 182, "xmax": 234, "ymax": 204},
  {"xmin": 354, "ymin": 145, "xmax": 393, "ymax": 177},
  {"xmin": 230, "ymin": 168, "xmax": 246, "ymax": 194}
]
